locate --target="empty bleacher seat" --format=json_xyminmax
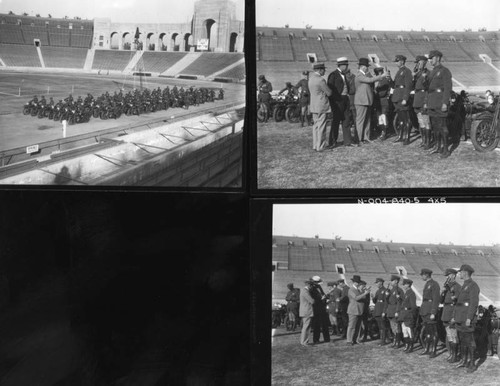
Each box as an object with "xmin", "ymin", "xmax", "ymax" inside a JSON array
[
  {"xmin": 42, "ymin": 46, "xmax": 87, "ymax": 68},
  {"xmin": 141, "ymin": 51, "xmax": 188, "ymax": 73},
  {"xmin": 0, "ymin": 24, "xmax": 25, "ymax": 44},
  {"xmin": 259, "ymin": 37, "xmax": 294, "ymax": 61},
  {"xmin": 272, "ymin": 245, "xmax": 289, "ymax": 263},
  {"xmin": 404, "ymin": 41, "xmax": 436, "ymax": 58},
  {"xmin": 288, "ymin": 246, "xmax": 322, "ymax": 271},
  {"xmin": 350, "ymin": 251, "xmax": 386, "ymax": 273},
  {"xmin": 291, "ymin": 38, "xmax": 327, "ymax": 62},
  {"xmin": 350, "ymin": 40, "xmax": 389, "ymax": 62},
  {"xmin": 21, "ymin": 25, "xmax": 49, "ymax": 46},
  {"xmin": 432, "ymin": 41, "xmax": 472, "ymax": 62},
  {"xmin": 459, "ymin": 41, "xmax": 499, "ymax": 61},
  {"xmin": 407, "ymin": 253, "xmax": 443, "ymax": 275},
  {"xmin": 321, "ymin": 39, "xmax": 356, "ymax": 62},
  {"xmin": 70, "ymin": 30, "xmax": 93, "ymax": 48},
  {"xmin": 48, "ymin": 28, "xmax": 70, "ymax": 47},
  {"xmin": 378, "ymin": 252, "xmax": 415, "ymax": 274},
  {"xmin": 447, "ymin": 62, "xmax": 500, "ymax": 88},
  {"xmin": 180, "ymin": 53, "xmax": 243, "ymax": 77},
  {"xmin": 0, "ymin": 43, "xmax": 41, "ymax": 67},
  {"xmin": 92, "ymin": 49, "xmax": 134, "ymax": 71},
  {"xmin": 216, "ymin": 63, "xmax": 245, "ymax": 80}
]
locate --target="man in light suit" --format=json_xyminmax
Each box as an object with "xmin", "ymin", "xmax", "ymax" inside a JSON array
[
  {"xmin": 346, "ymin": 275, "xmax": 371, "ymax": 345},
  {"xmin": 308, "ymin": 62, "xmax": 332, "ymax": 152},
  {"xmin": 299, "ymin": 279, "xmax": 315, "ymax": 346},
  {"xmin": 354, "ymin": 58, "xmax": 389, "ymax": 143}
]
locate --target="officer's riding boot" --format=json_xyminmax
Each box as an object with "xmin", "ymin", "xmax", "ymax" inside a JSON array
[
  {"xmin": 300, "ymin": 114, "xmax": 305, "ymax": 127},
  {"xmin": 391, "ymin": 333, "xmax": 398, "ymax": 348},
  {"xmin": 379, "ymin": 125, "xmax": 387, "ymax": 141},
  {"xmin": 455, "ymin": 345, "xmax": 468, "ymax": 368},
  {"xmin": 423, "ymin": 129, "xmax": 431, "ymax": 150},
  {"xmin": 402, "ymin": 337, "xmax": 409, "ymax": 352},
  {"xmin": 408, "ymin": 337, "xmax": 415, "ymax": 353},
  {"xmin": 429, "ymin": 335, "xmax": 439, "ymax": 358},
  {"xmin": 440, "ymin": 134, "xmax": 451, "ymax": 158},
  {"xmin": 379, "ymin": 327, "xmax": 387, "ymax": 346},
  {"xmin": 429, "ymin": 136, "xmax": 441, "ymax": 154},
  {"xmin": 419, "ymin": 127, "xmax": 425, "ymax": 147},
  {"xmin": 466, "ymin": 347, "xmax": 477, "ymax": 373},
  {"xmin": 419, "ymin": 337, "xmax": 430, "ymax": 355},
  {"xmin": 403, "ymin": 122, "xmax": 411, "ymax": 145},
  {"xmin": 449, "ymin": 343, "xmax": 459, "ymax": 363},
  {"xmin": 447, "ymin": 342, "xmax": 454, "ymax": 362}
]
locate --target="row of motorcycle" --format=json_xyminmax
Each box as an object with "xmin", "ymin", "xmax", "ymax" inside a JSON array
[
  {"xmin": 22, "ymin": 89, "xmax": 224, "ymax": 125},
  {"xmin": 257, "ymin": 94, "xmax": 303, "ymax": 124}
]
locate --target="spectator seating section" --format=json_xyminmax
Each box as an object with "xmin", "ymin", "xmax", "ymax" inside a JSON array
[
  {"xmin": 350, "ymin": 40, "xmax": 389, "ymax": 62},
  {"xmin": 485, "ymin": 256, "xmax": 500, "ymax": 275},
  {"xmin": 404, "ymin": 41, "xmax": 436, "ymax": 57},
  {"xmin": 459, "ymin": 41, "xmax": 499, "ymax": 61},
  {"xmin": 350, "ymin": 251, "xmax": 386, "ymax": 273},
  {"xmin": 216, "ymin": 62, "xmax": 245, "ymax": 80},
  {"xmin": 322, "ymin": 39, "xmax": 357, "ymax": 61},
  {"xmin": 272, "ymin": 245, "xmax": 289, "ymax": 263},
  {"xmin": 92, "ymin": 50, "xmax": 134, "ymax": 71},
  {"xmin": 459, "ymin": 254, "xmax": 498, "ymax": 276},
  {"xmin": 70, "ymin": 30, "xmax": 93, "ymax": 48},
  {"xmin": 432, "ymin": 41, "xmax": 473, "ymax": 61},
  {"xmin": 321, "ymin": 248, "xmax": 355, "ymax": 272},
  {"xmin": 0, "ymin": 43, "xmax": 41, "ymax": 67},
  {"xmin": 42, "ymin": 46, "xmax": 87, "ymax": 69},
  {"xmin": 48, "ymin": 28, "xmax": 70, "ymax": 47},
  {"xmin": 405, "ymin": 253, "xmax": 443, "ymax": 275},
  {"xmin": 449, "ymin": 62, "xmax": 500, "ymax": 88},
  {"xmin": 0, "ymin": 24, "xmax": 25, "ymax": 44},
  {"xmin": 378, "ymin": 252, "xmax": 416, "ymax": 274},
  {"xmin": 259, "ymin": 37, "xmax": 294, "ymax": 61},
  {"xmin": 376, "ymin": 40, "xmax": 414, "ymax": 62},
  {"xmin": 486, "ymin": 40, "xmax": 500, "ymax": 58},
  {"xmin": 20, "ymin": 25, "xmax": 49, "ymax": 46},
  {"xmin": 432, "ymin": 253, "xmax": 465, "ymax": 271},
  {"xmin": 180, "ymin": 53, "xmax": 243, "ymax": 77},
  {"xmin": 288, "ymin": 246, "xmax": 323, "ymax": 271},
  {"xmin": 291, "ymin": 38, "xmax": 327, "ymax": 62},
  {"xmin": 141, "ymin": 51, "xmax": 188, "ymax": 73}
]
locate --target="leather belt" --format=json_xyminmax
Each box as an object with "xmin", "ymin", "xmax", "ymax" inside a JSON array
[
  {"xmin": 444, "ymin": 302, "xmax": 454, "ymax": 305},
  {"xmin": 378, "ymin": 300, "xmax": 384, "ymax": 303},
  {"xmin": 416, "ymin": 89, "xmax": 426, "ymax": 92},
  {"xmin": 429, "ymin": 88, "xmax": 442, "ymax": 93},
  {"xmin": 423, "ymin": 299, "xmax": 433, "ymax": 302},
  {"xmin": 397, "ymin": 85, "xmax": 405, "ymax": 88},
  {"xmin": 456, "ymin": 302, "xmax": 469, "ymax": 306},
  {"xmin": 404, "ymin": 307, "xmax": 412, "ymax": 310}
]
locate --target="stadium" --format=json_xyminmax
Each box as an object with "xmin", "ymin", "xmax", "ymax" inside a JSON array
[
  {"xmin": 268, "ymin": 204, "xmax": 500, "ymax": 385},
  {"xmin": 0, "ymin": 0, "xmax": 245, "ymax": 186},
  {"xmin": 256, "ymin": 2, "xmax": 500, "ymax": 189}
]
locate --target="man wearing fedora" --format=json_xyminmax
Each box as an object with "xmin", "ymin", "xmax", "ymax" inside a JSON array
[
  {"xmin": 452, "ymin": 264, "xmax": 480, "ymax": 372},
  {"xmin": 309, "ymin": 276, "xmax": 331, "ymax": 344},
  {"xmin": 299, "ymin": 279, "xmax": 315, "ymax": 346},
  {"xmin": 308, "ymin": 62, "xmax": 332, "ymax": 152},
  {"xmin": 419, "ymin": 268, "xmax": 441, "ymax": 358},
  {"xmin": 354, "ymin": 58, "xmax": 389, "ymax": 144},
  {"xmin": 346, "ymin": 275, "xmax": 370, "ymax": 345},
  {"xmin": 327, "ymin": 57, "xmax": 353, "ymax": 147}
]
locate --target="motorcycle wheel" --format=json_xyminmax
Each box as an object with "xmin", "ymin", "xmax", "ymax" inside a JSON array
[
  {"xmin": 470, "ymin": 115, "xmax": 499, "ymax": 152},
  {"xmin": 274, "ymin": 106, "xmax": 285, "ymax": 122},
  {"xmin": 68, "ymin": 116, "xmax": 75, "ymax": 125},
  {"xmin": 93, "ymin": 110, "xmax": 99, "ymax": 118},
  {"xmin": 23, "ymin": 106, "xmax": 30, "ymax": 115},
  {"xmin": 31, "ymin": 109, "xmax": 38, "ymax": 117},
  {"xmin": 257, "ymin": 108, "xmax": 266, "ymax": 123},
  {"xmin": 285, "ymin": 105, "xmax": 301, "ymax": 123},
  {"xmin": 115, "ymin": 111, "xmax": 122, "ymax": 119},
  {"xmin": 48, "ymin": 111, "xmax": 54, "ymax": 120}
]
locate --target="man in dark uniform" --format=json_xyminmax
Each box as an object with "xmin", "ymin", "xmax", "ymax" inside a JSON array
[
  {"xmin": 398, "ymin": 278, "xmax": 417, "ymax": 353},
  {"xmin": 412, "ymin": 55, "xmax": 431, "ymax": 148},
  {"xmin": 452, "ymin": 264, "xmax": 480, "ymax": 372},
  {"xmin": 326, "ymin": 281, "xmax": 340, "ymax": 335},
  {"xmin": 327, "ymin": 57, "xmax": 353, "ymax": 147},
  {"xmin": 392, "ymin": 55, "xmax": 413, "ymax": 144},
  {"xmin": 285, "ymin": 283, "xmax": 300, "ymax": 331},
  {"xmin": 295, "ymin": 71, "xmax": 311, "ymax": 127},
  {"xmin": 358, "ymin": 280, "xmax": 371, "ymax": 342},
  {"xmin": 383, "ymin": 275, "xmax": 404, "ymax": 348},
  {"xmin": 419, "ymin": 268, "xmax": 441, "ymax": 358},
  {"xmin": 372, "ymin": 278, "xmax": 389, "ymax": 345},
  {"xmin": 309, "ymin": 276, "xmax": 330, "ymax": 344},
  {"xmin": 278, "ymin": 82, "xmax": 296, "ymax": 98},
  {"xmin": 337, "ymin": 279, "xmax": 350, "ymax": 339},
  {"xmin": 425, "ymin": 50, "xmax": 453, "ymax": 158},
  {"xmin": 373, "ymin": 67, "xmax": 394, "ymax": 140},
  {"xmin": 258, "ymin": 75, "xmax": 273, "ymax": 93},
  {"xmin": 441, "ymin": 268, "xmax": 462, "ymax": 363}
]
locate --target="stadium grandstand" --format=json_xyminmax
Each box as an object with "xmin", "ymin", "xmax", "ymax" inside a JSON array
[
  {"xmin": 0, "ymin": 0, "xmax": 245, "ymax": 82},
  {"xmin": 257, "ymin": 26, "xmax": 500, "ymax": 92},
  {"xmin": 272, "ymin": 235, "xmax": 500, "ymax": 307}
]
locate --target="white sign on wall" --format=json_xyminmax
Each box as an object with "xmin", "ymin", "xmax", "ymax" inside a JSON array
[{"xmin": 197, "ymin": 39, "xmax": 209, "ymax": 51}]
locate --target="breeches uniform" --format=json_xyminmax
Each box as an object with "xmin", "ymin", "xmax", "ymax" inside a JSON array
[{"xmin": 287, "ymin": 302, "xmax": 299, "ymax": 321}]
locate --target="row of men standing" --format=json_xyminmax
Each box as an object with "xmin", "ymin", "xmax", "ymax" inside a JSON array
[
  {"xmin": 295, "ymin": 264, "xmax": 483, "ymax": 373},
  {"xmin": 308, "ymin": 50, "xmax": 453, "ymax": 157}
]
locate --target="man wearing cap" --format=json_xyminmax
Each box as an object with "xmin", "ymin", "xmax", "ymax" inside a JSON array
[
  {"xmin": 327, "ymin": 57, "xmax": 353, "ymax": 148},
  {"xmin": 309, "ymin": 276, "xmax": 331, "ymax": 343},
  {"xmin": 279, "ymin": 82, "xmax": 296, "ymax": 98},
  {"xmin": 285, "ymin": 283, "xmax": 300, "ymax": 331},
  {"xmin": 373, "ymin": 67, "xmax": 394, "ymax": 141},
  {"xmin": 337, "ymin": 279, "xmax": 350, "ymax": 338},
  {"xmin": 392, "ymin": 55, "xmax": 414, "ymax": 145},
  {"xmin": 326, "ymin": 281, "xmax": 340, "ymax": 335},
  {"xmin": 441, "ymin": 268, "xmax": 462, "ymax": 363},
  {"xmin": 346, "ymin": 275, "xmax": 371, "ymax": 345},
  {"xmin": 452, "ymin": 264, "xmax": 480, "ymax": 372},
  {"xmin": 372, "ymin": 278, "xmax": 389, "ymax": 345},
  {"xmin": 299, "ymin": 279, "xmax": 315, "ymax": 346},
  {"xmin": 398, "ymin": 278, "xmax": 417, "ymax": 353},
  {"xmin": 308, "ymin": 63, "xmax": 332, "ymax": 152},
  {"xmin": 354, "ymin": 58, "xmax": 389, "ymax": 144},
  {"xmin": 258, "ymin": 75, "xmax": 273, "ymax": 93},
  {"xmin": 412, "ymin": 56, "xmax": 431, "ymax": 148},
  {"xmin": 295, "ymin": 71, "xmax": 311, "ymax": 127},
  {"xmin": 383, "ymin": 275, "xmax": 404, "ymax": 348},
  {"xmin": 425, "ymin": 50, "xmax": 453, "ymax": 158},
  {"xmin": 419, "ymin": 268, "xmax": 441, "ymax": 358}
]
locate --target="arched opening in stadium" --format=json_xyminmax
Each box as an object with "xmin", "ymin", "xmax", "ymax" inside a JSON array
[
  {"xmin": 159, "ymin": 32, "xmax": 168, "ymax": 51},
  {"xmin": 202, "ymin": 19, "xmax": 218, "ymax": 51},
  {"xmin": 229, "ymin": 32, "xmax": 238, "ymax": 52},
  {"xmin": 147, "ymin": 32, "xmax": 156, "ymax": 51},
  {"xmin": 110, "ymin": 32, "xmax": 120, "ymax": 49},
  {"xmin": 171, "ymin": 33, "xmax": 180, "ymax": 51},
  {"xmin": 122, "ymin": 32, "xmax": 133, "ymax": 50},
  {"xmin": 184, "ymin": 33, "xmax": 193, "ymax": 52}
]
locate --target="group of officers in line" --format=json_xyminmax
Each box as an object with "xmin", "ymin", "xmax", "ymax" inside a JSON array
[
  {"xmin": 259, "ymin": 49, "xmax": 455, "ymax": 158},
  {"xmin": 285, "ymin": 264, "xmax": 497, "ymax": 373}
]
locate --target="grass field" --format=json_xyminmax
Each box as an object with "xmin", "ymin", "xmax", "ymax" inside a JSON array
[
  {"xmin": 272, "ymin": 327, "xmax": 500, "ymax": 386},
  {"xmin": 257, "ymin": 121, "xmax": 500, "ymax": 189}
]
